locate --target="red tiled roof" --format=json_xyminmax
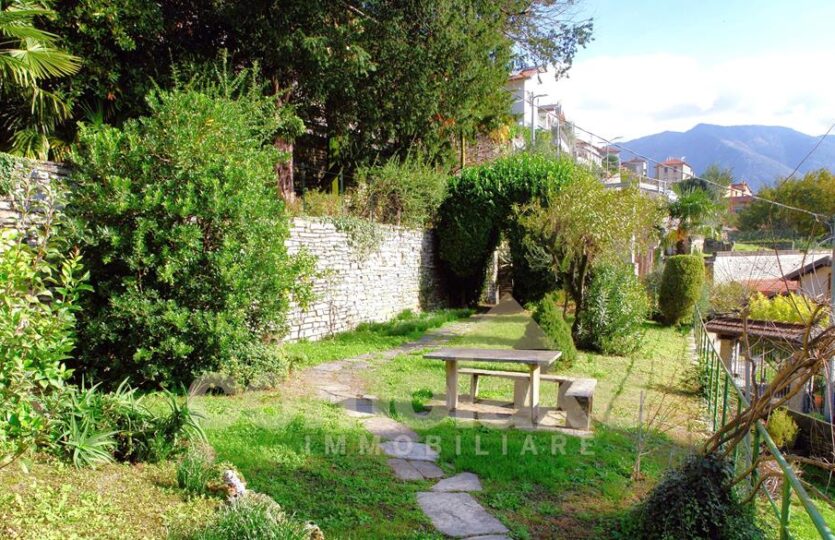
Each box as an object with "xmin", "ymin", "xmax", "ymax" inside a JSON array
[
  {"xmin": 705, "ymin": 317, "xmax": 816, "ymax": 343},
  {"xmin": 659, "ymin": 158, "xmax": 689, "ymax": 166},
  {"xmin": 744, "ymin": 279, "xmax": 799, "ymax": 297},
  {"xmin": 508, "ymin": 67, "xmax": 541, "ymax": 81}
]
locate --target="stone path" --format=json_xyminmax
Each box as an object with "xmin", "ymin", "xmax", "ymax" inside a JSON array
[{"xmin": 298, "ymin": 319, "xmax": 511, "ymax": 539}]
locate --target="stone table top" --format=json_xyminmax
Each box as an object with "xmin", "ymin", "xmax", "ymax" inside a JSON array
[{"xmin": 424, "ymin": 348, "xmax": 561, "ymax": 367}]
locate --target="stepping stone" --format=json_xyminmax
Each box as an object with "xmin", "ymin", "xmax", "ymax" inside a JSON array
[
  {"xmin": 379, "ymin": 440, "xmax": 438, "ymax": 462},
  {"xmin": 416, "ymin": 492, "xmax": 509, "ymax": 538},
  {"xmin": 342, "ymin": 397, "xmax": 377, "ymax": 418},
  {"xmin": 388, "ymin": 458, "xmax": 423, "ymax": 481},
  {"xmin": 431, "ymin": 472, "xmax": 481, "ymax": 492},
  {"xmin": 311, "ymin": 361, "xmax": 345, "ymax": 373},
  {"xmin": 465, "ymin": 535, "xmax": 512, "ymax": 540},
  {"xmin": 362, "ymin": 416, "xmax": 418, "ymax": 442},
  {"xmin": 410, "ymin": 460, "xmax": 444, "ymax": 479}
]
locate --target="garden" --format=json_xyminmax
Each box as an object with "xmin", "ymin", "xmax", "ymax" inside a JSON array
[{"xmin": 2, "ymin": 2, "xmax": 834, "ymax": 539}]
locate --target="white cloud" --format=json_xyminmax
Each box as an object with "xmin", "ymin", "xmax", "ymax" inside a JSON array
[{"xmin": 552, "ymin": 52, "xmax": 835, "ymax": 140}]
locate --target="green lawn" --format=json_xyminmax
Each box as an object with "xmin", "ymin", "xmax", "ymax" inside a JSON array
[{"xmin": 367, "ymin": 313, "xmax": 704, "ymax": 538}]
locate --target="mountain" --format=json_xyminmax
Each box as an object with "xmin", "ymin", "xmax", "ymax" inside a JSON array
[{"xmin": 620, "ymin": 124, "xmax": 835, "ymax": 190}]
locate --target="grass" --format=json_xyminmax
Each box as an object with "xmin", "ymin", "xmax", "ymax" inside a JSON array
[
  {"xmin": 0, "ymin": 459, "xmax": 217, "ymax": 539},
  {"xmin": 367, "ymin": 312, "xmax": 705, "ymax": 538},
  {"xmin": 284, "ymin": 308, "xmax": 472, "ymax": 368},
  {"xmin": 194, "ymin": 392, "xmax": 441, "ymax": 539}
]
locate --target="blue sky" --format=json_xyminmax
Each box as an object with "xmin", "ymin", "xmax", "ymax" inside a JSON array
[{"xmin": 554, "ymin": 0, "xmax": 835, "ymax": 139}]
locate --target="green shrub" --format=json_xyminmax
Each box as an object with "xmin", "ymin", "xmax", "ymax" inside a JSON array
[
  {"xmin": 436, "ymin": 153, "xmax": 574, "ymax": 305},
  {"xmin": 709, "ymin": 281, "xmax": 751, "ymax": 315},
  {"xmin": 44, "ymin": 380, "xmax": 205, "ymax": 466},
  {"xmin": 191, "ymin": 492, "xmax": 310, "ymax": 540},
  {"xmin": 576, "ymin": 264, "xmax": 649, "ymax": 355},
  {"xmin": 636, "ymin": 453, "xmax": 763, "ymax": 540},
  {"xmin": 177, "ymin": 443, "xmax": 219, "ymax": 497},
  {"xmin": 67, "ymin": 69, "xmax": 313, "ymax": 388},
  {"xmin": 218, "ymin": 343, "xmax": 290, "ymax": 391},
  {"xmin": 350, "ymin": 156, "xmax": 447, "ymax": 228},
  {"xmin": 642, "ymin": 265, "xmax": 664, "ymax": 320},
  {"xmin": 748, "ymin": 292, "xmax": 824, "ymax": 325},
  {"xmin": 532, "ymin": 292, "xmax": 577, "ymax": 365},
  {"xmin": 0, "ymin": 168, "xmax": 90, "ymax": 466},
  {"xmin": 767, "ymin": 409, "xmax": 799, "ymax": 449},
  {"xmin": 299, "ymin": 190, "xmax": 344, "ymax": 217},
  {"xmin": 658, "ymin": 255, "xmax": 705, "ymax": 325}
]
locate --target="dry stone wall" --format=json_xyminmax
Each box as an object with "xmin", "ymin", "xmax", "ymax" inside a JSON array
[
  {"xmin": 0, "ymin": 160, "xmax": 69, "ymax": 230},
  {"xmin": 284, "ymin": 218, "xmax": 443, "ymax": 341}
]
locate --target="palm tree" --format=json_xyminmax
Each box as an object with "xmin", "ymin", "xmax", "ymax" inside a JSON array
[
  {"xmin": 0, "ymin": 0, "xmax": 80, "ymax": 159},
  {"xmin": 667, "ymin": 187, "xmax": 723, "ymax": 254}
]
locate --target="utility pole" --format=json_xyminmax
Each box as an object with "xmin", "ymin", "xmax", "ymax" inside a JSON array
[
  {"xmin": 826, "ymin": 217, "xmax": 835, "ymax": 422},
  {"xmin": 529, "ymin": 91, "xmax": 536, "ymax": 146}
]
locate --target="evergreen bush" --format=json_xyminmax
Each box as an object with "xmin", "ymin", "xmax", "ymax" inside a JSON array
[
  {"xmin": 532, "ymin": 292, "xmax": 577, "ymax": 365},
  {"xmin": 635, "ymin": 453, "xmax": 763, "ymax": 540},
  {"xmin": 436, "ymin": 153, "xmax": 572, "ymax": 305},
  {"xmin": 658, "ymin": 255, "xmax": 705, "ymax": 325},
  {"xmin": 68, "ymin": 71, "xmax": 313, "ymax": 388},
  {"xmin": 576, "ymin": 263, "xmax": 649, "ymax": 355}
]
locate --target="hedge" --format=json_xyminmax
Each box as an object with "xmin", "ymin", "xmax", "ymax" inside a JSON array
[{"xmin": 658, "ymin": 255, "xmax": 705, "ymax": 325}]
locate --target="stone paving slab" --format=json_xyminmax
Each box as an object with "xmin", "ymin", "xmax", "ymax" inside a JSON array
[
  {"xmin": 410, "ymin": 460, "xmax": 444, "ymax": 479},
  {"xmin": 379, "ymin": 440, "xmax": 439, "ymax": 461},
  {"xmin": 464, "ymin": 535, "xmax": 512, "ymax": 540},
  {"xmin": 417, "ymin": 492, "xmax": 509, "ymax": 538},
  {"xmin": 388, "ymin": 458, "xmax": 424, "ymax": 480},
  {"xmin": 431, "ymin": 472, "xmax": 481, "ymax": 492},
  {"xmin": 362, "ymin": 416, "xmax": 419, "ymax": 442}
]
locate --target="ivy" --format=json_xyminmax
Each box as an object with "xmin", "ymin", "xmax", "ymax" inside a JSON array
[{"xmin": 329, "ymin": 215, "xmax": 385, "ymax": 259}]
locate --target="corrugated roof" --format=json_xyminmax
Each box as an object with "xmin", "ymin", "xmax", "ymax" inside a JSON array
[
  {"xmin": 784, "ymin": 256, "xmax": 831, "ymax": 280},
  {"xmin": 705, "ymin": 317, "xmax": 816, "ymax": 343}
]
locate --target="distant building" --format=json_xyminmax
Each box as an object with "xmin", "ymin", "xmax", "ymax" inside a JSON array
[
  {"xmin": 622, "ymin": 158, "xmax": 648, "ymax": 177},
  {"xmin": 785, "ymin": 256, "xmax": 832, "ymax": 301},
  {"xmin": 725, "ymin": 182, "xmax": 754, "ymax": 213},
  {"xmin": 655, "ymin": 157, "xmax": 694, "ymax": 184},
  {"xmin": 575, "ymin": 140, "xmax": 602, "ymax": 168},
  {"xmin": 507, "ymin": 66, "xmax": 554, "ymax": 130}
]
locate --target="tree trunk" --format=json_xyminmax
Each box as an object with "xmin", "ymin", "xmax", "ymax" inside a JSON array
[
  {"xmin": 274, "ymin": 137, "xmax": 295, "ymax": 203},
  {"xmin": 675, "ymin": 237, "xmax": 689, "ymax": 255},
  {"xmin": 272, "ymin": 77, "xmax": 296, "ymax": 204}
]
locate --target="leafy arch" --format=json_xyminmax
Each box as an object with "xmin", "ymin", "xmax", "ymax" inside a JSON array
[{"xmin": 437, "ymin": 153, "xmax": 576, "ymax": 305}]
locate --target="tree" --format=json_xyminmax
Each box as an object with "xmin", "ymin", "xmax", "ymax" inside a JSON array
[
  {"xmin": 738, "ymin": 169, "xmax": 835, "ymax": 238},
  {"xmin": 667, "ymin": 187, "xmax": 723, "ymax": 254},
  {"xmin": 0, "ymin": 0, "xmax": 80, "ymax": 158},
  {"xmin": 679, "ymin": 164, "xmax": 732, "ymax": 201},
  {"xmin": 67, "ymin": 68, "xmax": 312, "ymax": 388},
  {"xmin": 602, "ymin": 153, "xmax": 619, "ymax": 176},
  {"xmin": 518, "ymin": 168, "xmax": 663, "ymax": 340}
]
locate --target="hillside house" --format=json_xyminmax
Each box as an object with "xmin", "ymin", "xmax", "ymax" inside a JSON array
[
  {"xmin": 785, "ymin": 255, "xmax": 832, "ymax": 301},
  {"xmin": 622, "ymin": 157, "xmax": 648, "ymax": 177},
  {"xmin": 575, "ymin": 140, "xmax": 602, "ymax": 168},
  {"xmin": 655, "ymin": 157, "xmax": 694, "ymax": 184},
  {"xmin": 726, "ymin": 182, "xmax": 754, "ymax": 213}
]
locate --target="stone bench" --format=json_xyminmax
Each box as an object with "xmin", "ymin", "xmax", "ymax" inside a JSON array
[{"xmin": 458, "ymin": 367, "xmax": 596, "ymax": 430}]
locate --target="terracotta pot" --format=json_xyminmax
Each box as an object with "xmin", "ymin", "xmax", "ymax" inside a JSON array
[{"xmin": 814, "ymin": 395, "xmax": 824, "ymax": 409}]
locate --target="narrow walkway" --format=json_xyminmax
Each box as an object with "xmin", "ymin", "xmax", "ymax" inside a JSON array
[{"xmin": 298, "ymin": 318, "xmax": 511, "ymax": 539}]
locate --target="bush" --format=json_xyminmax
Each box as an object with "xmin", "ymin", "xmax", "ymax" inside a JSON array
[
  {"xmin": 576, "ymin": 264, "xmax": 649, "ymax": 355},
  {"xmin": 44, "ymin": 380, "xmax": 205, "ymax": 466},
  {"xmin": 298, "ymin": 190, "xmax": 344, "ymax": 218},
  {"xmin": 191, "ymin": 492, "xmax": 310, "ymax": 540},
  {"xmin": 0, "ymin": 167, "xmax": 89, "ymax": 466},
  {"xmin": 767, "ymin": 409, "xmax": 799, "ymax": 449},
  {"xmin": 532, "ymin": 292, "xmax": 577, "ymax": 365},
  {"xmin": 709, "ymin": 281, "xmax": 751, "ymax": 315},
  {"xmin": 748, "ymin": 292, "xmax": 823, "ymax": 325},
  {"xmin": 642, "ymin": 265, "xmax": 664, "ymax": 320},
  {"xmin": 350, "ymin": 156, "xmax": 447, "ymax": 228},
  {"xmin": 636, "ymin": 453, "xmax": 763, "ymax": 540},
  {"xmin": 218, "ymin": 343, "xmax": 290, "ymax": 391},
  {"xmin": 67, "ymin": 70, "xmax": 313, "ymax": 388},
  {"xmin": 658, "ymin": 255, "xmax": 705, "ymax": 325},
  {"xmin": 436, "ymin": 153, "xmax": 574, "ymax": 305}
]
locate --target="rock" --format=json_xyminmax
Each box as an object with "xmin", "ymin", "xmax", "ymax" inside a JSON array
[
  {"xmin": 416, "ymin": 492, "xmax": 509, "ymax": 538},
  {"xmin": 361, "ymin": 416, "xmax": 418, "ymax": 442},
  {"xmin": 387, "ymin": 458, "xmax": 424, "ymax": 481},
  {"xmin": 378, "ymin": 440, "xmax": 439, "ymax": 462},
  {"xmin": 410, "ymin": 460, "xmax": 444, "ymax": 479},
  {"xmin": 430, "ymin": 472, "xmax": 481, "ymax": 492}
]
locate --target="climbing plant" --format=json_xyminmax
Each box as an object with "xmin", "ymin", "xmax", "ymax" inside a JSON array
[{"xmin": 436, "ymin": 153, "xmax": 574, "ymax": 305}]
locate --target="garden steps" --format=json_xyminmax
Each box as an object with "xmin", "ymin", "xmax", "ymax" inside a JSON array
[{"xmin": 299, "ymin": 316, "xmax": 511, "ymax": 540}]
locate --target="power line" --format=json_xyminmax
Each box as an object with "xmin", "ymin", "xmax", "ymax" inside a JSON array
[
  {"xmin": 510, "ymin": 90, "xmax": 827, "ymax": 222},
  {"xmin": 781, "ymin": 122, "xmax": 835, "ymax": 185}
]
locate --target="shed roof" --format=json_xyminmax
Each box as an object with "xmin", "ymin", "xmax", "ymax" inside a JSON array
[{"xmin": 705, "ymin": 317, "xmax": 817, "ymax": 344}]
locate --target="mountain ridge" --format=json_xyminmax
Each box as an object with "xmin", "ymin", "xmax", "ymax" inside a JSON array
[{"xmin": 620, "ymin": 124, "xmax": 835, "ymax": 190}]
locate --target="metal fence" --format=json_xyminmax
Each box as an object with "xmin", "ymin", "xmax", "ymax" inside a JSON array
[{"xmin": 694, "ymin": 313, "xmax": 834, "ymax": 539}]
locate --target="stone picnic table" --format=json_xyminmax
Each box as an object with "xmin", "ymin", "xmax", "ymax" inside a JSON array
[{"xmin": 424, "ymin": 348, "xmax": 561, "ymax": 426}]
